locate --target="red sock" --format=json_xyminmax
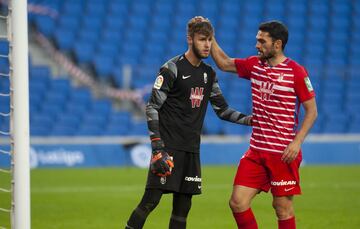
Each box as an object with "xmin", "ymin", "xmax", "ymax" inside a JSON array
[
  {"xmin": 233, "ymin": 208, "xmax": 258, "ymax": 229},
  {"xmin": 278, "ymin": 216, "xmax": 296, "ymax": 229}
]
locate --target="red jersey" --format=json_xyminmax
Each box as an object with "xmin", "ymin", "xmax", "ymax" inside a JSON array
[{"xmin": 234, "ymin": 56, "xmax": 315, "ymax": 154}]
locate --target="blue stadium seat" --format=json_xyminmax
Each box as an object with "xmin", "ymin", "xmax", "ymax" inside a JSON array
[
  {"xmin": 0, "ymin": 57, "xmax": 9, "ymax": 73},
  {"xmin": 54, "ymin": 28, "xmax": 75, "ymax": 51},
  {"xmin": 102, "ymin": 30, "xmax": 123, "ymax": 43},
  {"xmin": 69, "ymin": 88, "xmax": 92, "ymax": 105},
  {"xmin": 44, "ymin": 91, "xmax": 68, "ymax": 106},
  {"xmin": 30, "ymin": 66, "xmax": 50, "ymax": 78},
  {"xmin": 50, "ymin": 78, "xmax": 71, "ymax": 93},
  {"xmin": 35, "ymin": 16, "xmax": 56, "ymax": 36},
  {"xmin": 86, "ymin": 1, "xmax": 107, "ymax": 16},
  {"xmin": 93, "ymin": 55, "xmax": 114, "ymax": 78},
  {"xmin": 31, "ymin": 124, "xmax": 51, "ymax": 136},
  {"xmin": 129, "ymin": 121, "xmax": 148, "ymax": 136},
  {"xmin": 287, "ymin": 0, "xmax": 306, "ymax": 15},
  {"xmin": 322, "ymin": 122, "xmax": 347, "ymax": 133},
  {"xmin": 63, "ymin": 1, "xmax": 84, "ymax": 15},
  {"xmin": 97, "ymin": 43, "xmax": 119, "ymax": 59},
  {"xmin": 309, "ymin": 2, "xmax": 329, "ymax": 15},
  {"xmin": 332, "ymin": 1, "xmax": 351, "ymax": 15},
  {"xmin": 223, "ymin": 122, "xmax": 251, "ymax": 135},
  {"xmin": 78, "ymin": 29, "xmax": 100, "ymax": 44},
  {"xmin": 0, "ymin": 40, "xmax": 9, "ymax": 56},
  {"xmin": 205, "ymin": 108, "xmax": 222, "ymax": 134},
  {"xmin": 108, "ymin": 1, "xmax": 128, "ymax": 15},
  {"xmin": 74, "ymin": 41, "xmax": 95, "ymax": 64},
  {"xmin": 82, "ymin": 16, "xmax": 103, "ymax": 30},
  {"xmin": 31, "ymin": 113, "xmax": 54, "ymax": 131},
  {"xmin": 309, "ymin": 16, "xmax": 328, "ymax": 30},
  {"xmin": 82, "ymin": 113, "xmax": 107, "ymax": 126},
  {"xmin": 323, "ymin": 114, "xmax": 349, "ymax": 133},
  {"xmin": 77, "ymin": 124, "xmax": 103, "ymax": 136},
  {"xmin": 65, "ymin": 102, "xmax": 89, "ymax": 116},
  {"xmin": 50, "ymin": 125, "xmax": 76, "ymax": 136},
  {"xmin": 0, "ymin": 94, "xmax": 10, "ymax": 114},
  {"xmin": 104, "ymin": 15, "xmax": 125, "ymax": 31},
  {"xmin": 58, "ymin": 16, "xmax": 80, "ymax": 31},
  {"xmin": 348, "ymin": 115, "xmax": 360, "ymax": 133},
  {"xmin": 40, "ymin": 103, "xmax": 64, "ymax": 118},
  {"xmin": 91, "ymin": 99, "xmax": 112, "ymax": 114}
]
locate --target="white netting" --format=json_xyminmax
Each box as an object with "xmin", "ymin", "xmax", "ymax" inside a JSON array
[{"xmin": 0, "ymin": 4, "xmax": 11, "ymax": 229}]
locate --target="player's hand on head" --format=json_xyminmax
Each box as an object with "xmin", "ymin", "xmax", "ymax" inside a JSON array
[{"xmin": 194, "ymin": 16, "xmax": 206, "ymax": 22}]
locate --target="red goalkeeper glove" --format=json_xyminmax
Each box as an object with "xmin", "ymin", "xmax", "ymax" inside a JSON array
[{"xmin": 150, "ymin": 139, "xmax": 174, "ymax": 177}]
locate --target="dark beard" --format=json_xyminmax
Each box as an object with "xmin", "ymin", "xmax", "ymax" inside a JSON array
[
  {"xmin": 192, "ymin": 43, "xmax": 208, "ymax": 59},
  {"xmin": 259, "ymin": 48, "xmax": 276, "ymax": 61}
]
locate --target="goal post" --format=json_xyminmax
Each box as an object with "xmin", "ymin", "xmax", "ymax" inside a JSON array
[{"xmin": 10, "ymin": 0, "xmax": 31, "ymax": 228}]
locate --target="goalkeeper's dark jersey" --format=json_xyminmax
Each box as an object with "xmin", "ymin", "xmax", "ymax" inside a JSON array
[{"xmin": 146, "ymin": 54, "xmax": 249, "ymax": 153}]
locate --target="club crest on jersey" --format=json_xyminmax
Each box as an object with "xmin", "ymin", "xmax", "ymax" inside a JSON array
[
  {"xmin": 278, "ymin": 73, "xmax": 284, "ymax": 82},
  {"xmin": 190, "ymin": 87, "xmax": 204, "ymax": 108},
  {"xmin": 203, "ymin": 72, "xmax": 207, "ymax": 84},
  {"xmin": 259, "ymin": 81, "xmax": 275, "ymax": 101},
  {"xmin": 160, "ymin": 176, "xmax": 166, "ymax": 185},
  {"xmin": 153, "ymin": 75, "xmax": 164, "ymax": 89}
]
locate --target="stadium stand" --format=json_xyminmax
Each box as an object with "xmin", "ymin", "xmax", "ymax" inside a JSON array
[{"xmin": 1, "ymin": 0, "xmax": 359, "ymax": 136}]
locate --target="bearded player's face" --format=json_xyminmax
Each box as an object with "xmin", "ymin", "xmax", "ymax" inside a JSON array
[
  {"xmin": 255, "ymin": 31, "xmax": 276, "ymax": 61},
  {"xmin": 191, "ymin": 33, "xmax": 212, "ymax": 59}
]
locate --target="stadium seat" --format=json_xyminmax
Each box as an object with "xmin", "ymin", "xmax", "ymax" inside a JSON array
[
  {"xmin": 62, "ymin": 1, "xmax": 84, "ymax": 16},
  {"xmin": 35, "ymin": 16, "xmax": 56, "ymax": 36},
  {"xmin": 54, "ymin": 28, "xmax": 76, "ymax": 51},
  {"xmin": 93, "ymin": 55, "xmax": 114, "ymax": 79},
  {"xmin": 129, "ymin": 121, "xmax": 148, "ymax": 136}
]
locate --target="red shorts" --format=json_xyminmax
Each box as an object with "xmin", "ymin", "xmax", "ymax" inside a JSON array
[{"xmin": 234, "ymin": 148, "xmax": 302, "ymax": 196}]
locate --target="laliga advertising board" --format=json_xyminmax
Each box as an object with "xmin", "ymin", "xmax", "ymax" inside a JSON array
[
  {"xmin": 0, "ymin": 141, "xmax": 359, "ymax": 168},
  {"xmin": 28, "ymin": 144, "xmax": 152, "ymax": 168}
]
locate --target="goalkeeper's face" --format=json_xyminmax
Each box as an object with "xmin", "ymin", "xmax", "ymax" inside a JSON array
[
  {"xmin": 189, "ymin": 33, "xmax": 212, "ymax": 59},
  {"xmin": 255, "ymin": 30, "xmax": 277, "ymax": 61}
]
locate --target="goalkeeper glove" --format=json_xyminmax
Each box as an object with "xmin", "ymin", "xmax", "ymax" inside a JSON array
[{"xmin": 150, "ymin": 139, "xmax": 174, "ymax": 177}]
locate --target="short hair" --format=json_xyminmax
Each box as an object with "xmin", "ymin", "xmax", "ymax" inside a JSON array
[
  {"xmin": 258, "ymin": 21, "xmax": 288, "ymax": 50},
  {"xmin": 187, "ymin": 16, "xmax": 214, "ymax": 38}
]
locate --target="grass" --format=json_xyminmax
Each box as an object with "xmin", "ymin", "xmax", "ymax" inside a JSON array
[{"xmin": 1, "ymin": 165, "xmax": 360, "ymax": 228}]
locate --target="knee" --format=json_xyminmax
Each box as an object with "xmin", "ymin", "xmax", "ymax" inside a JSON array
[
  {"xmin": 142, "ymin": 198, "xmax": 161, "ymax": 213},
  {"xmin": 272, "ymin": 201, "xmax": 294, "ymax": 220},
  {"xmin": 229, "ymin": 196, "xmax": 250, "ymax": 213}
]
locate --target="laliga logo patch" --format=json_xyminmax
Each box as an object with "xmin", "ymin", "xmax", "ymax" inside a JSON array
[
  {"xmin": 153, "ymin": 75, "xmax": 164, "ymax": 89},
  {"xmin": 304, "ymin": 77, "xmax": 313, "ymax": 92},
  {"xmin": 203, "ymin": 72, "xmax": 207, "ymax": 84}
]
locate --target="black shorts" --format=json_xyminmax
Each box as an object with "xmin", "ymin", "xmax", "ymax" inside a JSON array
[{"xmin": 146, "ymin": 149, "xmax": 202, "ymax": 195}]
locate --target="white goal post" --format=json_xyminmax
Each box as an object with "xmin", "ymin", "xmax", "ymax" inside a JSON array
[{"xmin": 10, "ymin": 0, "xmax": 31, "ymax": 228}]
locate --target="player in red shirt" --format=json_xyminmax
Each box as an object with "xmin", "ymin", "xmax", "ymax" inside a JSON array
[{"xmin": 211, "ymin": 21, "xmax": 318, "ymax": 228}]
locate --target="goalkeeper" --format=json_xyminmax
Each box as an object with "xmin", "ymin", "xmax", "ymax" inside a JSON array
[{"xmin": 125, "ymin": 16, "xmax": 252, "ymax": 229}]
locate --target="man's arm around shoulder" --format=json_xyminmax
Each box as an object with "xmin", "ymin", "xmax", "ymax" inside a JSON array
[{"xmin": 211, "ymin": 38, "xmax": 237, "ymax": 73}]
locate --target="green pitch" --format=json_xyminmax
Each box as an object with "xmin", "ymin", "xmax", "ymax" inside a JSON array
[{"xmin": 1, "ymin": 165, "xmax": 360, "ymax": 228}]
